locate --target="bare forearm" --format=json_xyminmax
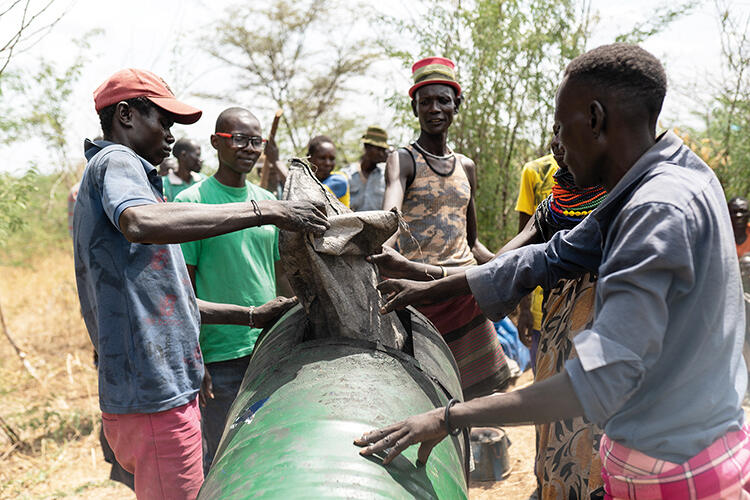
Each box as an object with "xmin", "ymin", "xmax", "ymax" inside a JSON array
[
  {"xmin": 451, "ymin": 371, "xmax": 584, "ymax": 428},
  {"xmin": 197, "ymin": 299, "xmax": 251, "ymax": 326},
  {"xmin": 119, "ymin": 201, "xmax": 281, "ymax": 244},
  {"xmin": 119, "ymin": 198, "xmax": 313, "ymax": 245},
  {"xmin": 517, "ymin": 212, "xmax": 532, "ymax": 234},
  {"xmin": 497, "ymin": 214, "xmax": 542, "ymax": 257},
  {"xmin": 427, "ymin": 271, "xmax": 471, "ymax": 300},
  {"xmin": 472, "ymin": 239, "xmax": 495, "ymax": 264},
  {"xmin": 403, "ymin": 262, "xmax": 468, "ymax": 281}
]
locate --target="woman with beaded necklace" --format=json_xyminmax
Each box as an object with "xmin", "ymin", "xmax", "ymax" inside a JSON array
[{"xmin": 382, "ymin": 57, "xmax": 513, "ymax": 399}]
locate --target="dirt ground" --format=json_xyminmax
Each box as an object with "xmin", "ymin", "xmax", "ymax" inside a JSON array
[
  {"xmin": 0, "ymin": 249, "xmax": 537, "ymax": 499},
  {"xmin": 468, "ymin": 371, "xmax": 537, "ymax": 499}
]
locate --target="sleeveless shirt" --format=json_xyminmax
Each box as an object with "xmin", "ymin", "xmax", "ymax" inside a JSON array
[{"xmin": 397, "ymin": 144, "xmax": 476, "ymax": 267}]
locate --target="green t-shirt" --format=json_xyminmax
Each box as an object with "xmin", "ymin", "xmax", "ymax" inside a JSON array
[
  {"xmin": 175, "ymin": 176, "xmax": 280, "ymax": 363},
  {"xmin": 164, "ymin": 171, "xmax": 207, "ymax": 201}
]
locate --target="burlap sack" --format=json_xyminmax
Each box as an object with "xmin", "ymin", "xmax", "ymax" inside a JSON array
[{"xmin": 279, "ymin": 158, "xmax": 405, "ymax": 349}]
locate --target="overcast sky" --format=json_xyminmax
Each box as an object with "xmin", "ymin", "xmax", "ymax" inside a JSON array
[{"xmin": 0, "ymin": 0, "xmax": 747, "ymax": 173}]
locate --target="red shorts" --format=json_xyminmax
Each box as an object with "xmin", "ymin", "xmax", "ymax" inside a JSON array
[{"xmin": 102, "ymin": 398, "xmax": 203, "ymax": 500}]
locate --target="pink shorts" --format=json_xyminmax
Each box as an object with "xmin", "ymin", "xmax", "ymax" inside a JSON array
[{"xmin": 102, "ymin": 398, "xmax": 203, "ymax": 500}]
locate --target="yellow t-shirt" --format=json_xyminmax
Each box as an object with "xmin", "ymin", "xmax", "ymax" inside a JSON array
[{"xmin": 515, "ymin": 154, "xmax": 559, "ymax": 330}]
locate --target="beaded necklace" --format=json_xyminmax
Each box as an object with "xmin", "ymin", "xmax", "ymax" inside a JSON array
[
  {"xmin": 549, "ymin": 169, "xmax": 607, "ymax": 223},
  {"xmin": 412, "ymin": 141, "xmax": 456, "ymax": 174},
  {"xmin": 541, "ymin": 167, "xmax": 607, "ymax": 230}
]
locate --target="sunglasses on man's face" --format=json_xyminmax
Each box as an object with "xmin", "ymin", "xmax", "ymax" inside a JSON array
[{"xmin": 215, "ymin": 132, "xmax": 266, "ymax": 150}]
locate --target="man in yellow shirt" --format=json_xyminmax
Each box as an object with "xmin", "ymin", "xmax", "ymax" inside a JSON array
[{"xmin": 515, "ymin": 153, "xmax": 558, "ymax": 371}]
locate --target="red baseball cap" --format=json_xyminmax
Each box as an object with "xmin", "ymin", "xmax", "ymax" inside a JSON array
[{"xmin": 93, "ymin": 68, "xmax": 202, "ymax": 124}]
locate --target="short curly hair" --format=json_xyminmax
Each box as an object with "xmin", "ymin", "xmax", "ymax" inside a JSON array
[
  {"xmin": 97, "ymin": 96, "xmax": 155, "ymax": 138},
  {"xmin": 564, "ymin": 43, "xmax": 667, "ymax": 120}
]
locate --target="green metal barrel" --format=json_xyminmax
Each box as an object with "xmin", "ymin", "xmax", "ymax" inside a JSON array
[{"xmin": 199, "ymin": 305, "xmax": 469, "ymax": 499}]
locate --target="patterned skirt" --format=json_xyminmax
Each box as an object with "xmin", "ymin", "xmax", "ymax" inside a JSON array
[
  {"xmin": 535, "ymin": 274, "xmax": 603, "ymax": 500},
  {"xmin": 417, "ymin": 294, "xmax": 511, "ymax": 399}
]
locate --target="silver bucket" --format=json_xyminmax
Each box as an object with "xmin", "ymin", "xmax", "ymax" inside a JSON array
[{"xmin": 469, "ymin": 427, "xmax": 512, "ymax": 482}]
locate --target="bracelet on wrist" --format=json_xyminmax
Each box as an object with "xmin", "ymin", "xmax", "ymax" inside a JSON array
[
  {"xmin": 440, "ymin": 265, "xmax": 447, "ymax": 279},
  {"xmin": 248, "ymin": 305, "xmax": 256, "ymax": 328},
  {"xmin": 444, "ymin": 398, "xmax": 461, "ymax": 436},
  {"xmin": 251, "ymin": 199, "xmax": 262, "ymax": 225}
]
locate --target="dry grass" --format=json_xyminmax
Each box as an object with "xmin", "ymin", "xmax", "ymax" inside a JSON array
[
  {"xmin": 0, "ymin": 248, "xmax": 133, "ymax": 499},
  {"xmin": 0, "ymin": 249, "xmax": 537, "ymax": 499}
]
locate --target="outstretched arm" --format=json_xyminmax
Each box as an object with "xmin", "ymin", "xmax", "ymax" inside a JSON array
[
  {"xmin": 466, "ymin": 217, "xmax": 602, "ymax": 321},
  {"xmin": 369, "ymin": 213, "xmax": 543, "ymax": 281},
  {"xmin": 197, "ymin": 296, "xmax": 297, "ymax": 328},
  {"xmin": 119, "ymin": 199, "xmax": 329, "ymax": 245},
  {"xmin": 377, "ymin": 272, "xmax": 471, "ymax": 313},
  {"xmin": 374, "ymin": 215, "xmax": 600, "ymax": 319},
  {"xmin": 354, "ymin": 371, "xmax": 583, "ymax": 465}
]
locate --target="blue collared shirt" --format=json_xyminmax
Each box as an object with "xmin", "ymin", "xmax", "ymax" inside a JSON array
[
  {"xmin": 466, "ymin": 132, "xmax": 746, "ymax": 462},
  {"xmin": 74, "ymin": 140, "xmax": 202, "ymax": 414},
  {"xmin": 343, "ymin": 162, "xmax": 386, "ymax": 211}
]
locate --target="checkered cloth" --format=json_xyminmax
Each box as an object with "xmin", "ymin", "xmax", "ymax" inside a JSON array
[{"xmin": 600, "ymin": 426, "xmax": 750, "ymax": 499}]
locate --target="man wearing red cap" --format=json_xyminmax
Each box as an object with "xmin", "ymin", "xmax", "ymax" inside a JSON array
[
  {"xmin": 73, "ymin": 69, "xmax": 329, "ymax": 499},
  {"xmin": 381, "ymin": 57, "xmax": 512, "ymax": 399}
]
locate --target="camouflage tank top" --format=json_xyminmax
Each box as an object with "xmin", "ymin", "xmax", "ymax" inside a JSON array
[{"xmin": 397, "ymin": 143, "xmax": 476, "ymax": 268}]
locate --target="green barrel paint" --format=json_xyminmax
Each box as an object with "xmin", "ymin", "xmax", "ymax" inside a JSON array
[{"xmin": 199, "ymin": 305, "xmax": 469, "ymax": 499}]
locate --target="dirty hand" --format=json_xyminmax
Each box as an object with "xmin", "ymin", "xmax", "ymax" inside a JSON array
[
  {"xmin": 253, "ymin": 296, "xmax": 298, "ymax": 329},
  {"xmin": 199, "ymin": 369, "xmax": 214, "ymax": 407},
  {"xmin": 265, "ymin": 200, "xmax": 329, "ymax": 235},
  {"xmin": 367, "ymin": 246, "xmax": 418, "ymax": 279},
  {"xmin": 376, "ymin": 279, "xmax": 441, "ymax": 313},
  {"xmin": 354, "ymin": 408, "xmax": 447, "ymax": 465}
]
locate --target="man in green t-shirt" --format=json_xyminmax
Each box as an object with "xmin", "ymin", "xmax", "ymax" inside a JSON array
[
  {"xmin": 175, "ymin": 107, "xmax": 290, "ymax": 473},
  {"xmin": 164, "ymin": 137, "xmax": 206, "ymax": 200}
]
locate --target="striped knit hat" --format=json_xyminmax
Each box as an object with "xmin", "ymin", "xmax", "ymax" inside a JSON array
[
  {"xmin": 361, "ymin": 126, "xmax": 389, "ymax": 149},
  {"xmin": 408, "ymin": 57, "xmax": 462, "ymax": 98}
]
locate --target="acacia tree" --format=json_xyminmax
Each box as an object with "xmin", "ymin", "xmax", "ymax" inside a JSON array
[
  {"xmin": 204, "ymin": 0, "xmax": 377, "ymax": 155},
  {"xmin": 381, "ymin": 0, "xmax": 692, "ymax": 248}
]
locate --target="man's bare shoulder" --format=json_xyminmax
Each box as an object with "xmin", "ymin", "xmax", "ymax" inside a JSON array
[{"xmin": 456, "ymin": 153, "xmax": 476, "ymax": 173}]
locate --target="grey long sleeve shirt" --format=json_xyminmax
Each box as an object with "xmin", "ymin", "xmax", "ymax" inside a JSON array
[{"xmin": 466, "ymin": 132, "xmax": 746, "ymax": 463}]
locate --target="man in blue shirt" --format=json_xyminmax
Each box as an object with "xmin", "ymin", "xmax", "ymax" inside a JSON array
[
  {"xmin": 342, "ymin": 126, "xmax": 389, "ymax": 211},
  {"xmin": 356, "ymin": 44, "xmax": 749, "ymax": 498},
  {"xmin": 74, "ymin": 68, "xmax": 328, "ymax": 499}
]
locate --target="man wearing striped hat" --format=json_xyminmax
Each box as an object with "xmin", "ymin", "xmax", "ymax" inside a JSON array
[
  {"xmin": 382, "ymin": 56, "xmax": 512, "ymax": 399},
  {"xmin": 343, "ymin": 126, "xmax": 390, "ymax": 212}
]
